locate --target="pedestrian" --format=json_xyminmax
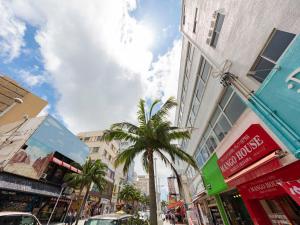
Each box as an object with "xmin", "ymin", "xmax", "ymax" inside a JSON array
[
  {"xmin": 71, "ymin": 211, "xmax": 76, "ymax": 224},
  {"xmin": 171, "ymin": 211, "xmax": 176, "ymax": 225},
  {"xmin": 65, "ymin": 211, "xmax": 72, "ymax": 225}
]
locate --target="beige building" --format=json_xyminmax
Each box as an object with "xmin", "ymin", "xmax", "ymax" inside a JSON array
[
  {"xmin": 0, "ymin": 76, "xmax": 47, "ymax": 125},
  {"xmin": 134, "ymin": 175, "xmax": 149, "ymax": 196},
  {"xmin": 78, "ymin": 130, "xmax": 124, "ymax": 213}
]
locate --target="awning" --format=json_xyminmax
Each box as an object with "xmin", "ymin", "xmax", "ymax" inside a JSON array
[
  {"xmin": 167, "ymin": 200, "xmax": 184, "ymax": 209},
  {"xmin": 50, "ymin": 156, "xmax": 81, "ymax": 173},
  {"xmin": 278, "ymin": 180, "xmax": 300, "ymax": 205},
  {"xmin": 225, "ymin": 151, "xmax": 282, "ymax": 187}
]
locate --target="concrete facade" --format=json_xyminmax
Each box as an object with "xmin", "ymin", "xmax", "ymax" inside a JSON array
[
  {"xmin": 134, "ymin": 175, "xmax": 149, "ymax": 196},
  {"xmin": 0, "ymin": 76, "xmax": 47, "ymax": 125},
  {"xmin": 77, "ymin": 130, "xmax": 123, "ymax": 211},
  {"xmin": 175, "ymin": 0, "xmax": 300, "ymax": 214}
]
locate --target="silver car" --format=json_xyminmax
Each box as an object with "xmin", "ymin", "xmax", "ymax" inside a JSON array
[
  {"xmin": 0, "ymin": 212, "xmax": 41, "ymax": 225},
  {"xmin": 84, "ymin": 213, "xmax": 132, "ymax": 225}
]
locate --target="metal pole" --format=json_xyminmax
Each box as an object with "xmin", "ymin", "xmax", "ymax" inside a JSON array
[
  {"xmin": 47, "ymin": 186, "xmax": 64, "ymax": 225},
  {"xmin": 63, "ymin": 194, "xmax": 75, "ymax": 222}
]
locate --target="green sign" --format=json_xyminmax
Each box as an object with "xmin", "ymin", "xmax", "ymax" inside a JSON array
[{"xmin": 202, "ymin": 154, "xmax": 228, "ymax": 195}]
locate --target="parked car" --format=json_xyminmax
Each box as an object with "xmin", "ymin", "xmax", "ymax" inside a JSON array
[
  {"xmin": 0, "ymin": 212, "xmax": 41, "ymax": 225},
  {"xmin": 84, "ymin": 213, "xmax": 132, "ymax": 225}
]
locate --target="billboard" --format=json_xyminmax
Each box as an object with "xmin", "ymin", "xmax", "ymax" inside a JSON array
[
  {"xmin": 0, "ymin": 117, "xmax": 44, "ymax": 169},
  {"xmin": 4, "ymin": 115, "xmax": 89, "ymax": 179}
]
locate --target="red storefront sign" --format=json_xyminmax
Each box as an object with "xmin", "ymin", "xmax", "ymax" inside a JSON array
[
  {"xmin": 278, "ymin": 180, "xmax": 300, "ymax": 205},
  {"xmin": 238, "ymin": 160, "xmax": 300, "ymax": 200},
  {"xmin": 218, "ymin": 124, "xmax": 280, "ymax": 178}
]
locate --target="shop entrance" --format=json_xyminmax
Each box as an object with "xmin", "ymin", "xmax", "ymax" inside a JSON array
[
  {"xmin": 260, "ymin": 195, "xmax": 300, "ymax": 225},
  {"xmin": 221, "ymin": 189, "xmax": 253, "ymax": 225}
]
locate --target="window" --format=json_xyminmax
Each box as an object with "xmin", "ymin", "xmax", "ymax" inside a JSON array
[
  {"xmin": 103, "ymin": 150, "xmax": 107, "ymax": 157},
  {"xmin": 178, "ymin": 42, "xmax": 193, "ymax": 126},
  {"xmin": 186, "ymin": 57, "xmax": 212, "ymax": 126},
  {"xmin": 224, "ymin": 93, "xmax": 247, "ymax": 124},
  {"xmin": 84, "ymin": 137, "xmax": 90, "ymax": 142},
  {"xmin": 92, "ymin": 147, "xmax": 99, "ymax": 153},
  {"xmin": 96, "ymin": 136, "xmax": 101, "ymax": 141},
  {"xmin": 0, "ymin": 215, "xmax": 38, "ymax": 225},
  {"xmin": 211, "ymin": 13, "xmax": 225, "ymax": 47},
  {"xmin": 193, "ymin": 8, "xmax": 198, "ymax": 33},
  {"xmin": 249, "ymin": 29, "xmax": 295, "ymax": 82},
  {"xmin": 182, "ymin": 3, "xmax": 186, "ymax": 25},
  {"xmin": 108, "ymin": 155, "xmax": 112, "ymax": 161},
  {"xmin": 193, "ymin": 87, "xmax": 246, "ymax": 167}
]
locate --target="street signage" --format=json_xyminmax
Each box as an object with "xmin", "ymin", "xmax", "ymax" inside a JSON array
[
  {"xmin": 218, "ymin": 124, "xmax": 280, "ymax": 178},
  {"xmin": 278, "ymin": 180, "xmax": 300, "ymax": 205}
]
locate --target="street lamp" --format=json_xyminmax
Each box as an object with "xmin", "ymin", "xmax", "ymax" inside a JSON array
[{"xmin": 47, "ymin": 183, "xmax": 68, "ymax": 225}]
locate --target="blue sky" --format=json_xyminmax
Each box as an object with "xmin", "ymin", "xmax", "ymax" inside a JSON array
[{"xmin": 0, "ymin": 0, "xmax": 182, "ymax": 200}]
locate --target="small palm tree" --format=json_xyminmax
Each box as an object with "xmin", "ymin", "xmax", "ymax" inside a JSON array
[
  {"xmin": 64, "ymin": 158, "xmax": 108, "ymax": 225},
  {"xmin": 102, "ymin": 97, "xmax": 198, "ymax": 225},
  {"xmin": 118, "ymin": 184, "xmax": 139, "ymax": 213}
]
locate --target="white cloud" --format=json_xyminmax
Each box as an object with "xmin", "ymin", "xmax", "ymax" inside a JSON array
[
  {"xmin": 0, "ymin": 0, "xmax": 26, "ymax": 62},
  {"xmin": 37, "ymin": 105, "xmax": 50, "ymax": 117},
  {"xmin": 3, "ymin": 0, "xmax": 183, "ymax": 192},
  {"xmin": 144, "ymin": 39, "xmax": 182, "ymax": 123},
  {"xmin": 18, "ymin": 69, "xmax": 46, "ymax": 87}
]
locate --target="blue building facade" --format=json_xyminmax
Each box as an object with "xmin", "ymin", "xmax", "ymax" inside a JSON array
[{"xmin": 249, "ymin": 35, "xmax": 300, "ymax": 158}]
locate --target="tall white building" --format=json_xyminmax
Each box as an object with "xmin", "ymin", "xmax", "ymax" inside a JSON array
[{"xmin": 176, "ymin": 0, "xmax": 300, "ymax": 225}]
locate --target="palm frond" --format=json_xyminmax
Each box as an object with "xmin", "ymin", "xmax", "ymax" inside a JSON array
[
  {"xmin": 137, "ymin": 99, "xmax": 147, "ymax": 126},
  {"xmin": 101, "ymin": 129, "xmax": 138, "ymax": 142},
  {"xmin": 110, "ymin": 122, "xmax": 139, "ymax": 134},
  {"xmin": 149, "ymin": 99, "xmax": 161, "ymax": 118},
  {"xmin": 151, "ymin": 97, "xmax": 177, "ymax": 121}
]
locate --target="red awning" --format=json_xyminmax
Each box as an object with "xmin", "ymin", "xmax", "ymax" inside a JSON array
[
  {"xmin": 167, "ymin": 200, "xmax": 184, "ymax": 209},
  {"xmin": 49, "ymin": 156, "xmax": 81, "ymax": 174}
]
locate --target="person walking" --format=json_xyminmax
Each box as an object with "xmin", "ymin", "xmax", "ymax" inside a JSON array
[
  {"xmin": 65, "ymin": 211, "xmax": 72, "ymax": 225},
  {"xmin": 170, "ymin": 211, "xmax": 176, "ymax": 225}
]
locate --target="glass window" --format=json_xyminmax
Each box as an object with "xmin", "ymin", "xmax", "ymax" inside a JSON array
[
  {"xmin": 213, "ymin": 115, "xmax": 231, "ymax": 141},
  {"xmin": 195, "ymin": 78, "xmax": 204, "ymax": 100},
  {"xmin": 224, "ymin": 93, "xmax": 246, "ymax": 124},
  {"xmin": 193, "ymin": 8, "xmax": 198, "ymax": 33},
  {"xmin": 251, "ymin": 57, "xmax": 275, "ymax": 82},
  {"xmin": 206, "ymin": 135, "xmax": 218, "ymax": 153},
  {"xmin": 210, "ymin": 107, "xmax": 221, "ymax": 127},
  {"xmin": 250, "ymin": 29, "xmax": 295, "ymax": 82},
  {"xmin": 219, "ymin": 88, "xmax": 233, "ymax": 109},
  {"xmin": 211, "ymin": 13, "xmax": 225, "ymax": 47},
  {"xmin": 84, "ymin": 137, "xmax": 90, "ymax": 141},
  {"xmin": 196, "ymin": 150, "xmax": 204, "ymax": 167},
  {"xmin": 201, "ymin": 60, "xmax": 211, "ymax": 82},
  {"xmin": 97, "ymin": 136, "xmax": 101, "ymax": 141},
  {"xmin": 92, "ymin": 147, "xmax": 99, "ymax": 153},
  {"xmin": 0, "ymin": 215, "xmax": 38, "ymax": 225},
  {"xmin": 200, "ymin": 146, "xmax": 210, "ymax": 162},
  {"xmin": 263, "ymin": 30, "xmax": 295, "ymax": 61}
]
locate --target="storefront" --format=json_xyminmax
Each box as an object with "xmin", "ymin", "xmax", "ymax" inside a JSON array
[
  {"xmin": 220, "ymin": 189, "xmax": 253, "ymax": 225},
  {"xmin": 216, "ymin": 109, "xmax": 300, "ymax": 225},
  {"xmin": 201, "ymin": 153, "xmax": 231, "ymax": 225}
]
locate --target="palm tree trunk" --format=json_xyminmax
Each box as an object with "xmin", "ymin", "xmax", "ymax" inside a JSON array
[
  {"xmin": 148, "ymin": 150, "xmax": 158, "ymax": 225},
  {"xmin": 75, "ymin": 183, "xmax": 91, "ymax": 225}
]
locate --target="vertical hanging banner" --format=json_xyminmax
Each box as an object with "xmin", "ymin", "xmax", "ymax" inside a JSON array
[{"xmin": 278, "ymin": 180, "xmax": 300, "ymax": 206}]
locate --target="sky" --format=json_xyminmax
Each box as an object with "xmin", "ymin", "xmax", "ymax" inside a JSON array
[{"xmin": 0, "ymin": 0, "xmax": 182, "ymax": 200}]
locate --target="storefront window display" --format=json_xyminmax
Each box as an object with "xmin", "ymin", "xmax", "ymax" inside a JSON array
[
  {"xmin": 221, "ymin": 190, "xmax": 253, "ymax": 225},
  {"xmin": 260, "ymin": 196, "xmax": 300, "ymax": 225}
]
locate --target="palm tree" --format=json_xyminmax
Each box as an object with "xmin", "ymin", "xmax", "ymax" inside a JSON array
[
  {"xmin": 118, "ymin": 184, "xmax": 139, "ymax": 213},
  {"xmin": 64, "ymin": 158, "xmax": 108, "ymax": 225},
  {"xmin": 102, "ymin": 97, "xmax": 198, "ymax": 225}
]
